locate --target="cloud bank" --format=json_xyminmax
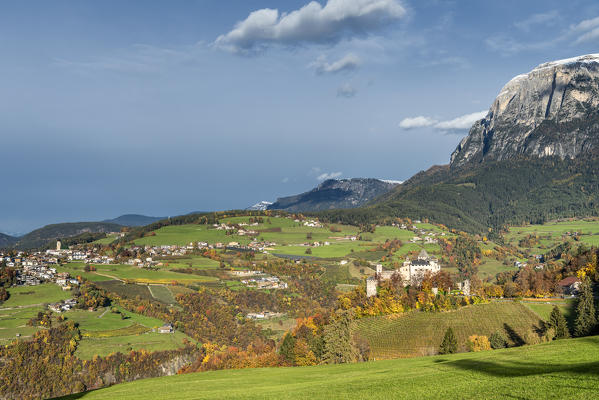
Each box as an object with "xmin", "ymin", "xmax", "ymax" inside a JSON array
[
  {"xmin": 215, "ymin": 0, "xmax": 406, "ymax": 53},
  {"xmin": 399, "ymin": 111, "xmax": 487, "ymax": 132}
]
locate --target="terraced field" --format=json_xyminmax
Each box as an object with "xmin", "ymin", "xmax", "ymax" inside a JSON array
[{"xmin": 355, "ymin": 302, "xmax": 543, "ymax": 359}]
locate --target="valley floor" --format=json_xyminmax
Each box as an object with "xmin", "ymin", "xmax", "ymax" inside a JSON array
[{"xmin": 61, "ymin": 336, "xmax": 599, "ymax": 400}]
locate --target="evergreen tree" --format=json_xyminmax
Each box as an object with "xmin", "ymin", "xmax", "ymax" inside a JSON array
[
  {"xmin": 279, "ymin": 332, "xmax": 296, "ymax": 364},
  {"xmin": 574, "ymin": 277, "xmax": 597, "ymax": 337},
  {"xmin": 439, "ymin": 327, "xmax": 458, "ymax": 354},
  {"xmin": 548, "ymin": 305, "xmax": 570, "ymax": 339},
  {"xmin": 489, "ymin": 331, "xmax": 507, "ymax": 349},
  {"xmin": 322, "ymin": 310, "xmax": 359, "ymax": 364}
]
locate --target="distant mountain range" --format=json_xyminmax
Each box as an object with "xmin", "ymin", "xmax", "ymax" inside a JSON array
[
  {"xmin": 0, "ymin": 214, "xmax": 165, "ymax": 250},
  {"xmin": 102, "ymin": 214, "xmax": 165, "ymax": 227},
  {"xmin": 266, "ymin": 178, "xmax": 401, "ymax": 212},
  {"xmin": 11, "ymin": 222, "xmax": 123, "ymax": 250}
]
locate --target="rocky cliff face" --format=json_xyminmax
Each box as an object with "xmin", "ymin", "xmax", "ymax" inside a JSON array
[
  {"xmin": 451, "ymin": 54, "xmax": 599, "ymax": 167},
  {"xmin": 268, "ymin": 178, "xmax": 400, "ymax": 212}
]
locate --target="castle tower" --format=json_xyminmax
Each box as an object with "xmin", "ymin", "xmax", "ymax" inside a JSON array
[
  {"xmin": 366, "ymin": 277, "xmax": 377, "ymax": 297},
  {"xmin": 56, "ymin": 240, "xmax": 61, "ymax": 251}
]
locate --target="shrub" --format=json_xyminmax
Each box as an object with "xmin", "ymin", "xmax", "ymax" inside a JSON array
[
  {"xmin": 489, "ymin": 331, "xmax": 507, "ymax": 349},
  {"xmin": 467, "ymin": 335, "xmax": 491, "ymax": 352},
  {"xmin": 524, "ymin": 329, "xmax": 541, "ymax": 345},
  {"xmin": 543, "ymin": 327, "xmax": 556, "ymax": 342}
]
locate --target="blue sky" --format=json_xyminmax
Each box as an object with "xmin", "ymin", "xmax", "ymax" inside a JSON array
[{"xmin": 1, "ymin": 0, "xmax": 599, "ymax": 234}]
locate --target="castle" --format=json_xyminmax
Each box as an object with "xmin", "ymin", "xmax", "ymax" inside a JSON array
[{"xmin": 366, "ymin": 249, "xmax": 441, "ymax": 297}]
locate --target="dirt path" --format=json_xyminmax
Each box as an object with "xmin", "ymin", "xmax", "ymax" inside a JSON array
[{"xmin": 92, "ymin": 272, "xmax": 124, "ymax": 282}]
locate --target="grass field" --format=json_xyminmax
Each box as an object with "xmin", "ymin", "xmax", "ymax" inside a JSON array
[
  {"xmin": 66, "ymin": 305, "xmax": 193, "ymax": 359},
  {"xmin": 355, "ymin": 302, "xmax": 543, "ymax": 359},
  {"xmin": 522, "ymin": 298, "xmax": 576, "ymax": 327},
  {"xmin": 75, "ymin": 331, "xmax": 192, "ymax": 359},
  {"xmin": 505, "ymin": 218, "xmax": 599, "ymax": 252},
  {"xmin": 76, "ymin": 263, "xmax": 218, "ymax": 285},
  {"xmin": 0, "ymin": 306, "xmax": 45, "ymax": 342},
  {"xmin": 3, "ymin": 283, "xmax": 72, "ymax": 307},
  {"xmin": 60, "ymin": 335, "xmax": 599, "ymax": 400}
]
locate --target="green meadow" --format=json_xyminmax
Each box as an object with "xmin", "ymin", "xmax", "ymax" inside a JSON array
[
  {"xmin": 2, "ymin": 283, "xmax": 72, "ymax": 307},
  {"xmin": 60, "ymin": 335, "xmax": 599, "ymax": 400},
  {"xmin": 65, "ymin": 305, "xmax": 194, "ymax": 359},
  {"xmin": 60, "ymin": 262, "xmax": 218, "ymax": 285},
  {"xmin": 0, "ymin": 307, "xmax": 45, "ymax": 342},
  {"xmin": 506, "ymin": 218, "xmax": 599, "ymax": 251}
]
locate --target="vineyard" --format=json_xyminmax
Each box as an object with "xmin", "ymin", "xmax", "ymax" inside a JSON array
[{"xmin": 355, "ymin": 301, "xmax": 543, "ymax": 359}]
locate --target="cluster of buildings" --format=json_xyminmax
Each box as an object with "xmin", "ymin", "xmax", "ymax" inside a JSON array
[
  {"xmin": 242, "ymin": 275, "xmax": 288, "ymax": 290},
  {"xmin": 1, "ymin": 251, "xmax": 80, "ymax": 289},
  {"xmin": 48, "ymin": 298, "xmax": 77, "ymax": 313},
  {"xmin": 246, "ymin": 311, "xmax": 283, "ymax": 320}
]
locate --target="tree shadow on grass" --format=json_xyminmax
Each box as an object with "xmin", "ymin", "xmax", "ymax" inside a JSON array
[
  {"xmin": 503, "ymin": 323, "xmax": 525, "ymax": 346},
  {"xmin": 444, "ymin": 358, "xmax": 599, "ymax": 378}
]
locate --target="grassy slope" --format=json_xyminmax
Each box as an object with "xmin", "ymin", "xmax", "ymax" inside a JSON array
[
  {"xmin": 61, "ymin": 336, "xmax": 599, "ymax": 400},
  {"xmin": 356, "ymin": 302, "xmax": 542, "ymax": 359}
]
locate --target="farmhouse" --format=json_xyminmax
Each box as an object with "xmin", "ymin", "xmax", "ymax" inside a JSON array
[
  {"xmin": 558, "ymin": 276, "xmax": 581, "ymax": 295},
  {"xmin": 158, "ymin": 323, "xmax": 174, "ymax": 334}
]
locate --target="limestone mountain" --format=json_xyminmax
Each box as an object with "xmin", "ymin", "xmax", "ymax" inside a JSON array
[
  {"xmin": 451, "ymin": 54, "xmax": 599, "ymax": 167},
  {"xmin": 318, "ymin": 54, "xmax": 599, "ymax": 233},
  {"xmin": 268, "ymin": 178, "xmax": 401, "ymax": 212}
]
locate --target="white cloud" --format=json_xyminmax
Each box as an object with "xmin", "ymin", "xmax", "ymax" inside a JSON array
[
  {"xmin": 572, "ymin": 16, "xmax": 599, "ymax": 43},
  {"xmin": 514, "ymin": 11, "xmax": 559, "ymax": 32},
  {"xmin": 317, "ymin": 171, "xmax": 343, "ymax": 180},
  {"xmin": 336, "ymin": 83, "xmax": 357, "ymax": 98},
  {"xmin": 572, "ymin": 16, "xmax": 599, "ymax": 32},
  {"xmin": 399, "ymin": 116, "xmax": 437, "ymax": 129},
  {"xmin": 215, "ymin": 0, "xmax": 406, "ymax": 54},
  {"xmin": 487, "ymin": 15, "xmax": 599, "ymax": 54},
  {"xmin": 434, "ymin": 111, "xmax": 487, "ymax": 130},
  {"xmin": 310, "ymin": 53, "xmax": 361, "ymax": 74},
  {"xmin": 399, "ymin": 111, "xmax": 487, "ymax": 132}
]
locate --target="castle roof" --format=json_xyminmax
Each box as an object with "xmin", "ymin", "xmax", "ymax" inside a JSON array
[{"xmin": 418, "ymin": 249, "xmax": 429, "ymax": 259}]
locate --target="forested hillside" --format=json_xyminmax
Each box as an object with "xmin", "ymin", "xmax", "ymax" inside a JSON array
[
  {"xmin": 316, "ymin": 157, "xmax": 599, "ymax": 234},
  {"xmin": 14, "ymin": 222, "xmax": 122, "ymax": 250}
]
